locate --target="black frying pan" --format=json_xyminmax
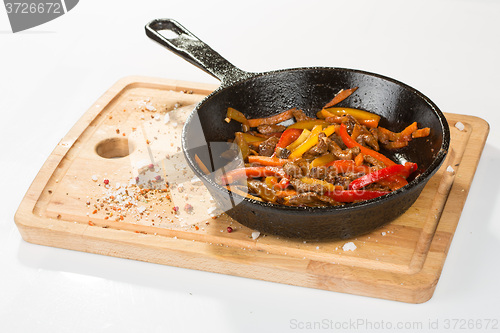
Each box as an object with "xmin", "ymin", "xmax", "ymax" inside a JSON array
[{"xmin": 145, "ymin": 19, "xmax": 450, "ymax": 240}]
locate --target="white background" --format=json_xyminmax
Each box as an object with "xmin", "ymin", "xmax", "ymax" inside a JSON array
[{"xmin": 1, "ymin": 1, "xmax": 499, "ymax": 332}]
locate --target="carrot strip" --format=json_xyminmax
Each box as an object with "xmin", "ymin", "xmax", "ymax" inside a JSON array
[
  {"xmin": 323, "ymin": 87, "xmax": 358, "ymax": 108},
  {"xmin": 399, "ymin": 122, "xmax": 418, "ymax": 141},
  {"xmin": 247, "ymin": 109, "xmax": 295, "ymax": 127},
  {"xmin": 248, "ymin": 156, "xmax": 288, "ymax": 167},
  {"xmin": 377, "ymin": 127, "xmax": 400, "ymax": 142},
  {"xmin": 383, "ymin": 141, "xmax": 408, "ymax": 150},
  {"xmin": 194, "ymin": 154, "xmax": 210, "ymax": 175},
  {"xmin": 354, "ymin": 153, "xmax": 364, "ymax": 166},
  {"xmin": 412, "ymin": 127, "xmax": 431, "ymax": 138},
  {"xmin": 220, "ymin": 166, "xmax": 286, "ymax": 184}
]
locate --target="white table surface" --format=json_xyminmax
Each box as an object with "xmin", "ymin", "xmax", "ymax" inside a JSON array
[{"xmin": 1, "ymin": 1, "xmax": 499, "ymax": 332}]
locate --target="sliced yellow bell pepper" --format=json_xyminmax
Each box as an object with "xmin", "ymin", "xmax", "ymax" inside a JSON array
[
  {"xmin": 286, "ymin": 128, "xmax": 311, "ymax": 151},
  {"xmin": 299, "ymin": 177, "xmax": 343, "ymax": 192},
  {"xmin": 320, "ymin": 107, "xmax": 380, "ymax": 128},
  {"xmin": 322, "ymin": 124, "xmax": 338, "ymax": 137},
  {"xmin": 240, "ymin": 132, "xmax": 265, "ymax": 143},
  {"xmin": 225, "ymin": 107, "xmax": 250, "ymax": 131},
  {"xmin": 264, "ymin": 176, "xmax": 278, "ymax": 188},
  {"xmin": 287, "ymin": 120, "xmax": 329, "ymax": 130},
  {"xmin": 309, "ymin": 154, "xmax": 335, "ymax": 169},
  {"xmin": 234, "ymin": 132, "xmax": 250, "ymax": 160},
  {"xmin": 288, "ymin": 125, "xmax": 337, "ymax": 159}
]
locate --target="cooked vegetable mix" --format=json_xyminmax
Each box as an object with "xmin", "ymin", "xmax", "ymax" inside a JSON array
[{"xmin": 220, "ymin": 88, "xmax": 430, "ymax": 206}]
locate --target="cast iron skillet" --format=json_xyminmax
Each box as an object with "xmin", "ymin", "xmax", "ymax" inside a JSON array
[{"xmin": 145, "ymin": 19, "xmax": 450, "ymax": 240}]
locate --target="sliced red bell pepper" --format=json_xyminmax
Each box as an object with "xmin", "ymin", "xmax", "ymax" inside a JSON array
[
  {"xmin": 349, "ymin": 164, "xmax": 406, "ymax": 190},
  {"xmin": 377, "ymin": 175, "xmax": 408, "ymax": 191},
  {"xmin": 338, "ymin": 123, "xmax": 396, "ymax": 167},
  {"xmin": 274, "ymin": 128, "xmax": 303, "ymax": 151},
  {"xmin": 400, "ymin": 162, "xmax": 418, "ymax": 178},
  {"xmin": 220, "ymin": 166, "xmax": 286, "ymax": 185},
  {"xmin": 324, "ymin": 190, "xmax": 390, "ymax": 202},
  {"xmin": 374, "ymin": 162, "xmax": 416, "ymax": 190},
  {"xmin": 274, "ymin": 176, "xmax": 290, "ymax": 190}
]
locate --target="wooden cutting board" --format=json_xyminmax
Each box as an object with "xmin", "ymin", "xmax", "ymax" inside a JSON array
[{"xmin": 15, "ymin": 76, "xmax": 489, "ymax": 303}]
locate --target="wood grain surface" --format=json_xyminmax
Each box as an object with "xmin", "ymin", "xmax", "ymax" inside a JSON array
[{"xmin": 14, "ymin": 76, "xmax": 489, "ymax": 303}]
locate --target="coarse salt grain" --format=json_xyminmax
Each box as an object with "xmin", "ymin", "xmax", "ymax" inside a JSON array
[
  {"xmin": 455, "ymin": 121, "xmax": 465, "ymax": 131},
  {"xmin": 251, "ymin": 231, "xmax": 260, "ymax": 240},
  {"xmin": 381, "ymin": 232, "xmax": 386, "ymax": 236},
  {"xmin": 154, "ymin": 114, "xmax": 161, "ymax": 121},
  {"xmin": 91, "ymin": 175, "xmax": 98, "ymax": 182},
  {"xmin": 164, "ymin": 113, "xmax": 170, "ymax": 124},
  {"xmin": 342, "ymin": 242, "xmax": 357, "ymax": 251},
  {"xmin": 191, "ymin": 176, "xmax": 202, "ymax": 185},
  {"xmin": 446, "ymin": 165, "xmax": 455, "ymax": 174}
]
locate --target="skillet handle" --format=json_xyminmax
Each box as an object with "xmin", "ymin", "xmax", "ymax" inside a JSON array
[{"xmin": 145, "ymin": 19, "xmax": 252, "ymax": 85}]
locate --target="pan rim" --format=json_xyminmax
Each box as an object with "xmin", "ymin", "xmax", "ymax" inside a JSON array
[{"xmin": 181, "ymin": 66, "xmax": 450, "ymax": 213}]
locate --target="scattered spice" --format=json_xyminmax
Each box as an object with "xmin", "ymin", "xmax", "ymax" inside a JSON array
[
  {"xmin": 227, "ymin": 226, "xmax": 233, "ymax": 233},
  {"xmin": 184, "ymin": 203, "xmax": 193, "ymax": 213}
]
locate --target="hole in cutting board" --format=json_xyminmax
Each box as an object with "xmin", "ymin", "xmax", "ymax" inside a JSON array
[{"xmin": 95, "ymin": 137, "xmax": 133, "ymax": 159}]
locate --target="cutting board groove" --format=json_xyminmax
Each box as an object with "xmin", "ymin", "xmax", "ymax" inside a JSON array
[{"xmin": 15, "ymin": 76, "xmax": 489, "ymax": 303}]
